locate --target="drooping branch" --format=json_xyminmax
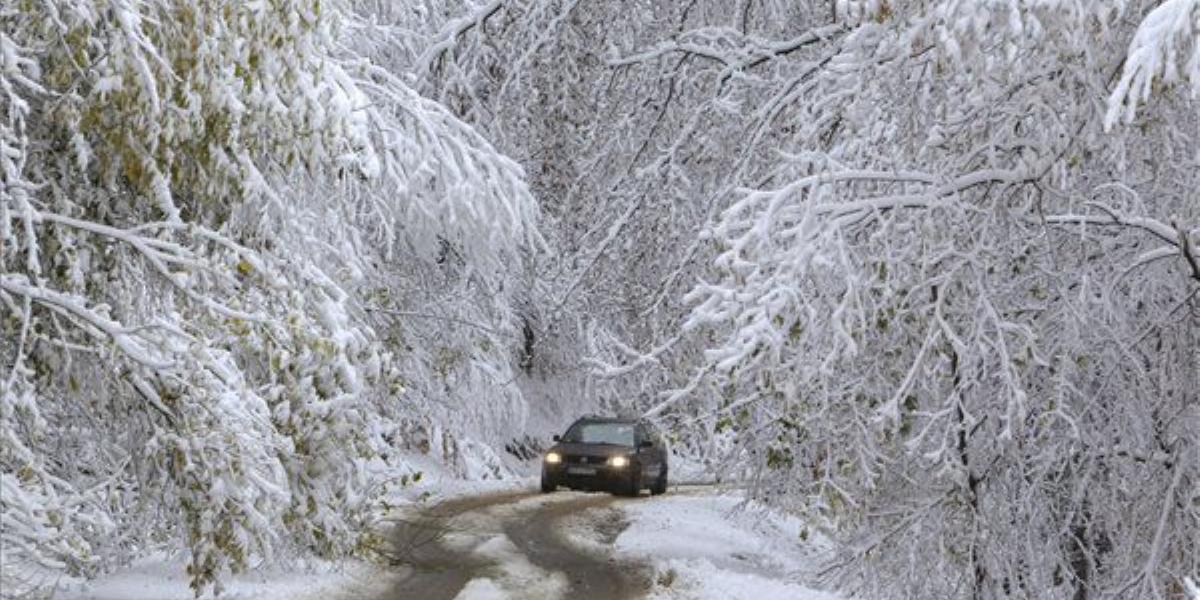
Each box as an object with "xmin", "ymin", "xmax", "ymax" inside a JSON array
[
  {"xmin": 609, "ymin": 23, "xmax": 846, "ymax": 81},
  {"xmin": 413, "ymin": 0, "xmax": 508, "ymax": 83},
  {"xmin": 0, "ymin": 274, "xmax": 174, "ymax": 370},
  {"xmin": 1046, "ymin": 202, "xmax": 1200, "ymax": 284}
]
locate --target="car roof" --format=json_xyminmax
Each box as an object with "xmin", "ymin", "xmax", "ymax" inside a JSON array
[{"xmin": 571, "ymin": 415, "xmax": 639, "ymax": 425}]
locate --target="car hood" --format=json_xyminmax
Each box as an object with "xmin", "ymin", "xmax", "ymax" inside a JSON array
[{"xmin": 550, "ymin": 442, "xmax": 634, "ymax": 458}]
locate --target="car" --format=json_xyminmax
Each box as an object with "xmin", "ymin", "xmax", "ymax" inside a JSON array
[{"xmin": 540, "ymin": 416, "xmax": 668, "ymax": 497}]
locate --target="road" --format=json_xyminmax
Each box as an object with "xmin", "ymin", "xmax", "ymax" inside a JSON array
[{"xmin": 376, "ymin": 489, "xmax": 654, "ymax": 600}]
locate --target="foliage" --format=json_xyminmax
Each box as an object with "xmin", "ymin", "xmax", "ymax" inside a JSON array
[
  {"xmin": 1, "ymin": 0, "xmax": 537, "ymax": 596},
  {"xmin": 4, "ymin": 0, "xmax": 1198, "ymax": 598},
  {"xmin": 407, "ymin": 0, "xmax": 1199, "ymax": 598}
]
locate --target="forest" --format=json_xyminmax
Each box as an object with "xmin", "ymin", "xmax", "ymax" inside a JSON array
[{"xmin": 2, "ymin": 0, "xmax": 1197, "ymax": 599}]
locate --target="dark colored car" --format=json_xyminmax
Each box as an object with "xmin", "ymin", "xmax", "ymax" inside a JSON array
[{"xmin": 540, "ymin": 416, "xmax": 668, "ymax": 497}]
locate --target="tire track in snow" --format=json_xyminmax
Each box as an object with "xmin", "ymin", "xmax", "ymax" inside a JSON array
[
  {"xmin": 377, "ymin": 490, "xmax": 652, "ymax": 600},
  {"xmin": 501, "ymin": 493, "xmax": 648, "ymax": 600}
]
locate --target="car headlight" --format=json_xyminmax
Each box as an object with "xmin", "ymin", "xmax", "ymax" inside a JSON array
[
  {"xmin": 544, "ymin": 452, "xmax": 562, "ymax": 464},
  {"xmin": 609, "ymin": 455, "xmax": 629, "ymax": 468}
]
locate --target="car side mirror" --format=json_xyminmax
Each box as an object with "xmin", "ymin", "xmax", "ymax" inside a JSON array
[
  {"xmin": 552, "ymin": 435, "xmax": 561, "ymax": 442},
  {"xmin": 639, "ymin": 440, "xmax": 653, "ymax": 449}
]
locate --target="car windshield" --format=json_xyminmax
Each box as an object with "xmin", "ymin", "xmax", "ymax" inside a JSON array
[{"xmin": 562, "ymin": 421, "xmax": 635, "ymax": 446}]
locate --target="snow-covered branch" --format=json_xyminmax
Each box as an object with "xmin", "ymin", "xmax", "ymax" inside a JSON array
[
  {"xmin": 1047, "ymin": 202, "xmax": 1200, "ymax": 283},
  {"xmin": 1106, "ymin": 0, "xmax": 1200, "ymax": 127},
  {"xmin": 413, "ymin": 0, "xmax": 507, "ymax": 83}
]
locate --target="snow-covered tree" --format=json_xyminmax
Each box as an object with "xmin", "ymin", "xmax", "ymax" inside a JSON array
[
  {"xmin": 5, "ymin": 0, "xmax": 1197, "ymax": 597},
  {"xmin": 1, "ymin": 0, "xmax": 537, "ymax": 595},
  {"xmin": 380, "ymin": 0, "xmax": 802, "ymax": 420},
  {"xmin": 398, "ymin": 0, "xmax": 1198, "ymax": 597},
  {"xmin": 656, "ymin": 2, "xmax": 1199, "ymax": 599}
]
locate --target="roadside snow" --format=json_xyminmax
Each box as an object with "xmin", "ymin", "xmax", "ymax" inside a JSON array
[
  {"xmin": 54, "ymin": 453, "xmax": 533, "ymax": 600},
  {"xmin": 52, "ymin": 555, "xmax": 390, "ymax": 600},
  {"xmin": 647, "ymin": 566, "xmax": 839, "ymax": 600},
  {"xmin": 374, "ymin": 448, "xmax": 535, "ymax": 508},
  {"xmin": 604, "ymin": 489, "xmax": 841, "ymax": 600}
]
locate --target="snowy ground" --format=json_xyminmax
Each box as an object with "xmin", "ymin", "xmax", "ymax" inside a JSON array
[
  {"xmin": 55, "ymin": 464, "xmax": 841, "ymax": 600},
  {"xmin": 51, "ymin": 555, "xmax": 390, "ymax": 600},
  {"xmin": 622, "ymin": 494, "xmax": 839, "ymax": 600},
  {"xmin": 404, "ymin": 486, "xmax": 841, "ymax": 600},
  {"xmin": 565, "ymin": 488, "xmax": 842, "ymax": 600},
  {"xmin": 439, "ymin": 494, "xmax": 575, "ymax": 599},
  {"xmin": 51, "ymin": 452, "xmax": 531, "ymax": 600}
]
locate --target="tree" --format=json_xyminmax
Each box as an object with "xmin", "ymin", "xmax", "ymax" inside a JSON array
[
  {"xmin": 667, "ymin": 2, "xmax": 1199, "ymax": 599},
  {"xmin": 402, "ymin": 0, "xmax": 1199, "ymax": 597},
  {"xmin": 1, "ymin": 0, "xmax": 538, "ymax": 595}
]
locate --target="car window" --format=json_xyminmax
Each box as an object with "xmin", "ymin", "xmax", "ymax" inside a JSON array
[
  {"xmin": 640, "ymin": 421, "xmax": 662, "ymax": 446},
  {"xmin": 563, "ymin": 422, "xmax": 635, "ymax": 446}
]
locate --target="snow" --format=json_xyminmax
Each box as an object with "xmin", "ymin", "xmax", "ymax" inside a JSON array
[
  {"xmin": 47, "ymin": 453, "xmax": 535, "ymax": 600},
  {"xmin": 1106, "ymin": 0, "xmax": 1200, "ymax": 127},
  {"xmin": 605, "ymin": 490, "xmax": 841, "ymax": 600},
  {"xmin": 456, "ymin": 577, "xmax": 509, "ymax": 600},
  {"xmin": 373, "ymin": 447, "xmax": 536, "ymax": 508},
  {"xmin": 52, "ymin": 555, "xmax": 390, "ymax": 600},
  {"xmin": 7, "ymin": 0, "xmax": 1197, "ymax": 596},
  {"xmin": 645, "ymin": 566, "xmax": 839, "ymax": 600},
  {"xmin": 372, "ymin": 453, "xmax": 561, "ymax": 596},
  {"xmin": 452, "ymin": 534, "xmax": 567, "ymax": 600}
]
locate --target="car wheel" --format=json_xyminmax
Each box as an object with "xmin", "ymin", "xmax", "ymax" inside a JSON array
[
  {"xmin": 650, "ymin": 469, "xmax": 668, "ymax": 496},
  {"xmin": 621, "ymin": 470, "xmax": 642, "ymax": 498},
  {"xmin": 540, "ymin": 474, "xmax": 556, "ymax": 493}
]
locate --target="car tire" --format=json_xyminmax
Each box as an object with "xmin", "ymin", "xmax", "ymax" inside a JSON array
[
  {"xmin": 540, "ymin": 474, "xmax": 556, "ymax": 493},
  {"xmin": 650, "ymin": 469, "xmax": 668, "ymax": 496},
  {"xmin": 621, "ymin": 470, "xmax": 642, "ymax": 498}
]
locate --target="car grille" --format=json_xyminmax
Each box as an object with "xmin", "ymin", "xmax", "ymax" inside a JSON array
[{"xmin": 565, "ymin": 455, "xmax": 602, "ymax": 465}]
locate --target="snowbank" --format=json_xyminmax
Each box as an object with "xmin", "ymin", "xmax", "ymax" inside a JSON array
[
  {"xmin": 607, "ymin": 490, "xmax": 841, "ymax": 600},
  {"xmin": 53, "ymin": 452, "xmax": 535, "ymax": 600},
  {"xmin": 52, "ymin": 555, "xmax": 389, "ymax": 600}
]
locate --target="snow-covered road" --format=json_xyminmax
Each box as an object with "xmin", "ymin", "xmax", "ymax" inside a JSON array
[
  {"xmin": 373, "ymin": 486, "xmax": 842, "ymax": 600},
  {"xmin": 53, "ymin": 485, "xmax": 843, "ymax": 600},
  {"xmin": 379, "ymin": 490, "xmax": 648, "ymax": 599}
]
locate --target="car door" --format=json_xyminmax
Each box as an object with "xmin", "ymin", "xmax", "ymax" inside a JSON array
[
  {"xmin": 650, "ymin": 425, "xmax": 667, "ymax": 473},
  {"xmin": 635, "ymin": 422, "xmax": 663, "ymax": 479},
  {"xmin": 653, "ymin": 428, "xmax": 668, "ymax": 472}
]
